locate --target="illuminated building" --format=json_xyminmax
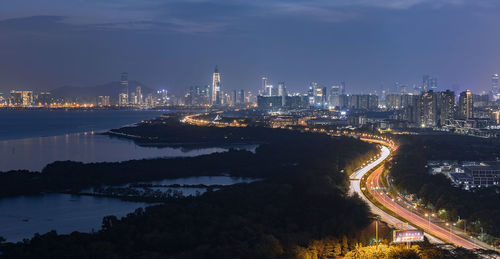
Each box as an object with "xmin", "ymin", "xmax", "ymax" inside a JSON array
[
  {"xmin": 146, "ymin": 93, "xmax": 155, "ymax": 107},
  {"xmin": 313, "ymin": 85, "xmax": 322, "ymax": 106},
  {"xmin": 211, "ymin": 66, "xmax": 221, "ymax": 105},
  {"xmin": 278, "ymin": 82, "xmax": 287, "ymax": 106},
  {"xmin": 119, "ymin": 72, "xmax": 129, "ymax": 106},
  {"xmin": 416, "ymin": 91, "xmax": 438, "ymax": 127},
  {"xmin": 136, "ymin": 86, "xmax": 142, "ymax": 105},
  {"xmin": 246, "ymin": 91, "xmax": 253, "ymax": 103},
  {"xmin": 157, "ymin": 89, "xmax": 168, "ymax": 105},
  {"xmin": 10, "ymin": 90, "xmax": 33, "ymax": 106},
  {"xmin": 385, "ymin": 94, "xmax": 402, "ymax": 110},
  {"xmin": 492, "ymin": 74, "xmax": 499, "ymax": 100},
  {"xmin": 36, "ymin": 92, "xmax": 53, "ymax": 106},
  {"xmin": 98, "ymin": 96, "xmax": 110, "ymax": 107},
  {"xmin": 307, "ymin": 83, "xmax": 315, "ymax": 106},
  {"xmin": 458, "ymin": 90, "xmax": 473, "ymax": 120},
  {"xmin": 266, "ymin": 84, "xmax": 274, "ymax": 96},
  {"xmin": 278, "ymin": 82, "xmax": 286, "ymax": 97},
  {"xmin": 261, "ymin": 76, "xmax": 268, "ymax": 96},
  {"xmin": 438, "ymin": 90, "xmax": 455, "ymax": 126},
  {"xmin": 463, "ymin": 162, "xmax": 500, "ymax": 187},
  {"xmin": 131, "ymin": 92, "xmax": 138, "ymax": 105},
  {"xmin": 491, "ymin": 110, "xmax": 500, "ymax": 124}
]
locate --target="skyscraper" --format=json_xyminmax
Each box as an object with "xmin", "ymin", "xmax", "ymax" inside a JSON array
[
  {"xmin": 277, "ymin": 82, "xmax": 287, "ymax": 106},
  {"xmin": 329, "ymin": 85, "xmax": 341, "ymax": 107},
  {"xmin": 416, "ymin": 91, "xmax": 438, "ymax": 127},
  {"xmin": 312, "ymin": 83, "xmax": 323, "ymax": 107},
  {"xmin": 266, "ymin": 84, "xmax": 274, "ymax": 96},
  {"xmin": 422, "ymin": 75, "xmax": 438, "ymax": 92},
  {"xmin": 458, "ymin": 90, "xmax": 473, "ymax": 120},
  {"xmin": 438, "ymin": 90, "xmax": 455, "ymax": 126},
  {"xmin": 278, "ymin": 82, "xmax": 287, "ymax": 97},
  {"xmin": 238, "ymin": 90, "xmax": 245, "ymax": 104},
  {"xmin": 492, "ymin": 74, "xmax": 499, "ymax": 100},
  {"xmin": 261, "ymin": 77, "xmax": 268, "ymax": 96},
  {"xmin": 136, "ymin": 86, "xmax": 142, "ymax": 105},
  {"xmin": 231, "ymin": 90, "xmax": 237, "ymax": 106},
  {"xmin": 211, "ymin": 66, "xmax": 221, "ymax": 105},
  {"xmin": 119, "ymin": 72, "xmax": 129, "ymax": 106},
  {"xmin": 307, "ymin": 84, "xmax": 315, "ymax": 106}
]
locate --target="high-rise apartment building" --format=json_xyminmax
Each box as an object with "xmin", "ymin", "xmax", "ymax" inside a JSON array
[
  {"xmin": 458, "ymin": 90, "xmax": 473, "ymax": 120},
  {"xmin": 10, "ymin": 90, "xmax": 33, "ymax": 106},
  {"xmin": 438, "ymin": 90, "xmax": 455, "ymax": 126},
  {"xmin": 416, "ymin": 91, "xmax": 438, "ymax": 127}
]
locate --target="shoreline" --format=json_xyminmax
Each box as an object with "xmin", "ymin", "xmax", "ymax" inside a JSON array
[
  {"xmin": 0, "ymin": 109, "xmax": 166, "ymax": 142},
  {"xmin": 105, "ymin": 129, "xmax": 263, "ymax": 149}
]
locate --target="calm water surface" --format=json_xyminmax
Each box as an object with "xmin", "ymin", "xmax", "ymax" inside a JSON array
[
  {"xmin": 0, "ymin": 109, "xmax": 166, "ymax": 141},
  {"xmin": 0, "ymin": 109, "xmax": 258, "ymax": 242},
  {"xmin": 0, "ymin": 133, "xmax": 254, "ymax": 171},
  {"xmin": 0, "ymin": 194, "xmax": 150, "ymax": 242},
  {"xmin": 0, "ymin": 176, "xmax": 258, "ymax": 242}
]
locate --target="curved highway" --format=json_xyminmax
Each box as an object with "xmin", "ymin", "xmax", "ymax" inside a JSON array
[{"xmin": 350, "ymin": 139, "xmax": 495, "ymax": 250}]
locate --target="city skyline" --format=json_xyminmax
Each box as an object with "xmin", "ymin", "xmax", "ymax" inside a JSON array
[
  {"xmin": 2, "ymin": 1, "xmax": 500, "ymax": 257},
  {"xmin": 2, "ymin": 1, "xmax": 500, "ymax": 93}
]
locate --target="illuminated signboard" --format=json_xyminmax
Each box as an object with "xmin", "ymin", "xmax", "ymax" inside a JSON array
[{"xmin": 393, "ymin": 230, "xmax": 425, "ymax": 243}]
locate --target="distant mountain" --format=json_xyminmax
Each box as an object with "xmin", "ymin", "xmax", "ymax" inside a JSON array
[{"xmin": 50, "ymin": 81, "xmax": 156, "ymax": 102}]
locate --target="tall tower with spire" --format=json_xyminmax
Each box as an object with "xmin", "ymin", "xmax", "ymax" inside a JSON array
[{"xmin": 211, "ymin": 66, "xmax": 221, "ymax": 105}]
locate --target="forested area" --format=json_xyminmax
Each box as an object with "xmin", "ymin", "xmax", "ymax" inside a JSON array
[
  {"xmin": 0, "ymin": 125, "xmax": 374, "ymax": 198},
  {"xmin": 390, "ymin": 135, "xmax": 500, "ymax": 240},
  {"xmin": 343, "ymin": 243, "xmax": 479, "ymax": 259},
  {"xmin": 0, "ymin": 123, "xmax": 386, "ymax": 258},
  {"xmin": 108, "ymin": 116, "xmax": 268, "ymax": 145}
]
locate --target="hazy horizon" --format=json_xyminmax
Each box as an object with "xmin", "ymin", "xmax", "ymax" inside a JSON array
[{"xmin": 1, "ymin": 0, "xmax": 500, "ymax": 95}]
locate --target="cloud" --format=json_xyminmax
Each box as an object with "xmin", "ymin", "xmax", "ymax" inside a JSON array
[
  {"xmin": 270, "ymin": 3, "xmax": 358, "ymax": 23},
  {"xmin": 0, "ymin": 0, "xmax": 493, "ymax": 33}
]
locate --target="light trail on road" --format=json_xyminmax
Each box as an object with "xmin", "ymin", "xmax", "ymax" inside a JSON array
[{"xmin": 350, "ymin": 138, "xmax": 493, "ymax": 250}]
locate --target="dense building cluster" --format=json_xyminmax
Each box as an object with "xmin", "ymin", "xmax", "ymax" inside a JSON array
[
  {"xmin": 429, "ymin": 161, "xmax": 500, "ymax": 189},
  {"xmin": 2, "ymin": 70, "xmax": 500, "ymax": 136}
]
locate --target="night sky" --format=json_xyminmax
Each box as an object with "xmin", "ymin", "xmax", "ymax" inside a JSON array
[{"xmin": 1, "ymin": 0, "xmax": 500, "ymax": 94}]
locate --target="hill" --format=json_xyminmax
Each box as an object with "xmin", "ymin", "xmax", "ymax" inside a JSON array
[{"xmin": 50, "ymin": 81, "xmax": 155, "ymax": 103}]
